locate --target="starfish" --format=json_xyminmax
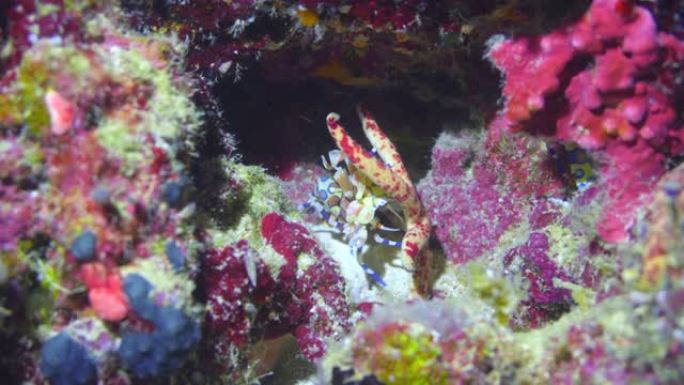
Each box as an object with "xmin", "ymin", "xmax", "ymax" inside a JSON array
[{"xmin": 326, "ymin": 107, "xmax": 432, "ymax": 294}]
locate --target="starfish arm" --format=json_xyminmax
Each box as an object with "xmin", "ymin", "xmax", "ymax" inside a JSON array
[{"xmin": 357, "ymin": 107, "xmax": 411, "ymax": 183}]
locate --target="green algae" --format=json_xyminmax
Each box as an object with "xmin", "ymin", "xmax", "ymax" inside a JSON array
[
  {"xmin": 88, "ymin": 37, "xmax": 199, "ymax": 169},
  {"xmin": 553, "ymin": 278, "xmax": 596, "ymax": 310},
  {"xmin": 545, "ymin": 222, "xmax": 580, "ymax": 269},
  {"xmin": 11, "ymin": 44, "xmax": 92, "ymax": 136},
  {"xmin": 367, "ymin": 324, "xmax": 448, "ymax": 385},
  {"xmin": 467, "ymin": 261, "xmax": 520, "ymax": 325},
  {"xmin": 16, "ymin": 59, "xmax": 50, "ymax": 137},
  {"xmin": 94, "ymin": 117, "xmax": 145, "ymax": 171},
  {"xmin": 96, "ymin": 39, "xmax": 197, "ymax": 137},
  {"xmin": 204, "ymin": 161, "xmax": 296, "ymax": 277},
  {"xmin": 209, "ymin": 162, "xmax": 292, "ymax": 248},
  {"xmin": 64, "ymin": 0, "xmax": 98, "ymax": 13}
]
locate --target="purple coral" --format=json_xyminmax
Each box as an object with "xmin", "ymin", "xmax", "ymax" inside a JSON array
[
  {"xmin": 504, "ymin": 232, "xmax": 573, "ymax": 327},
  {"xmin": 201, "ymin": 213, "xmax": 351, "ymax": 372},
  {"xmin": 419, "ymin": 127, "xmax": 608, "ymax": 326},
  {"xmin": 419, "ymin": 132, "xmax": 520, "ymax": 264},
  {"xmin": 418, "ymin": 128, "xmax": 564, "ymax": 264}
]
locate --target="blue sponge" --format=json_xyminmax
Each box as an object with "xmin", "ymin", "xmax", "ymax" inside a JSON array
[
  {"xmin": 162, "ymin": 181, "xmax": 183, "ymax": 207},
  {"xmin": 119, "ymin": 275, "xmax": 201, "ymax": 378},
  {"xmin": 165, "ymin": 241, "xmax": 185, "ymax": 270},
  {"xmin": 40, "ymin": 332, "xmax": 97, "ymax": 385},
  {"xmin": 70, "ymin": 231, "xmax": 97, "ymax": 262},
  {"xmin": 122, "ymin": 273, "xmax": 157, "ymax": 319}
]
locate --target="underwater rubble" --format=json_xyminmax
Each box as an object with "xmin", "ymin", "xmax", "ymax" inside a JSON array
[{"xmin": 0, "ymin": 0, "xmax": 683, "ymax": 384}]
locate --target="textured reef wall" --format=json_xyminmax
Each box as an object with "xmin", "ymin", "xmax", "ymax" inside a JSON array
[{"xmin": 0, "ymin": 1, "xmax": 683, "ymax": 385}]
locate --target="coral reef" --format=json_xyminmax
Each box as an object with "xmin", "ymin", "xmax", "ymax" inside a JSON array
[
  {"xmin": 318, "ymin": 1, "xmax": 684, "ymax": 384},
  {"xmin": 1, "ymin": 0, "xmax": 683, "ymax": 384},
  {"xmin": 322, "ymin": 275, "xmax": 684, "ymax": 384},
  {"xmin": 418, "ymin": 126, "xmax": 607, "ymax": 325},
  {"xmin": 1, "ymin": 3, "xmax": 209, "ymax": 383},
  {"xmin": 320, "ymin": 299, "xmax": 514, "ymax": 385}
]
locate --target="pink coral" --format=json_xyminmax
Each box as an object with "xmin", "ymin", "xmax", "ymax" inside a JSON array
[
  {"xmin": 45, "ymin": 90, "xmax": 76, "ymax": 135},
  {"xmin": 261, "ymin": 212, "xmax": 351, "ymax": 358},
  {"xmin": 418, "ymin": 128, "xmax": 563, "ymax": 264},
  {"xmin": 488, "ymin": 0, "xmax": 684, "ymax": 242},
  {"xmin": 80, "ymin": 262, "xmax": 129, "ymax": 321},
  {"xmin": 202, "ymin": 240, "xmax": 276, "ymax": 359}
]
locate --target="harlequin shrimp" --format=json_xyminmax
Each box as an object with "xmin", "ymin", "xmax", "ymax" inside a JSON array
[{"xmin": 300, "ymin": 149, "xmax": 404, "ymax": 288}]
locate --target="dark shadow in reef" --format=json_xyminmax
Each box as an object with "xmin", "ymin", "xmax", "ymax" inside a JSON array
[{"xmin": 213, "ymin": 63, "xmax": 481, "ymax": 182}]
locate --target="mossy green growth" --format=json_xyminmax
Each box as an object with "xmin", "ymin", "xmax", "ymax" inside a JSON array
[
  {"xmin": 37, "ymin": 3, "xmax": 61, "ymax": 17},
  {"xmin": 358, "ymin": 323, "xmax": 448, "ymax": 385},
  {"xmin": 63, "ymin": 0, "xmax": 98, "ymax": 12},
  {"xmin": 209, "ymin": 161, "xmax": 293, "ymax": 249},
  {"xmin": 90, "ymin": 36, "xmax": 198, "ymax": 169},
  {"xmin": 94, "ymin": 117, "xmax": 145, "ymax": 172},
  {"xmin": 13, "ymin": 239, "xmax": 63, "ymax": 326},
  {"xmin": 466, "ymin": 262, "xmax": 519, "ymax": 325},
  {"xmin": 13, "ymin": 43, "xmax": 91, "ymax": 137},
  {"xmin": 553, "ymin": 278, "xmax": 596, "ymax": 310},
  {"xmin": 21, "ymin": 141, "xmax": 45, "ymax": 171},
  {"xmin": 120, "ymin": 254, "xmax": 199, "ymax": 315},
  {"xmin": 0, "ymin": 94, "xmax": 21, "ymax": 126},
  {"xmin": 96, "ymin": 39, "xmax": 197, "ymax": 138},
  {"xmin": 545, "ymin": 223, "xmax": 580, "ymax": 269},
  {"xmin": 511, "ymin": 295, "xmax": 662, "ymax": 381},
  {"xmin": 15, "ymin": 59, "xmax": 50, "ymax": 137}
]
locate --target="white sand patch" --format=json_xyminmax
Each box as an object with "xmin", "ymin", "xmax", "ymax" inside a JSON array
[{"xmin": 310, "ymin": 224, "xmax": 415, "ymax": 303}]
